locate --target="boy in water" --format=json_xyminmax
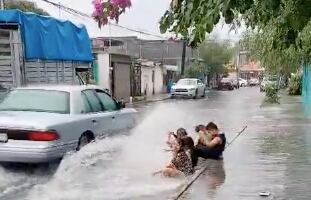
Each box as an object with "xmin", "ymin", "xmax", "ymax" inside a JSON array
[{"xmin": 195, "ymin": 124, "xmax": 213, "ymax": 146}]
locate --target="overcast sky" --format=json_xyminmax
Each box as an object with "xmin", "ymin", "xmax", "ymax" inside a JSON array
[{"xmin": 29, "ymin": 0, "xmax": 244, "ymax": 41}]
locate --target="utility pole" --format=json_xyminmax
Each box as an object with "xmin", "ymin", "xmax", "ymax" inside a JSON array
[
  {"xmin": 180, "ymin": 39, "xmax": 186, "ymax": 76},
  {"xmin": 1, "ymin": 0, "xmax": 4, "ymax": 10}
]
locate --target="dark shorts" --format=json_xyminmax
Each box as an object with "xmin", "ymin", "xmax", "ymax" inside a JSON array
[{"xmin": 193, "ymin": 144, "xmax": 223, "ymax": 160}]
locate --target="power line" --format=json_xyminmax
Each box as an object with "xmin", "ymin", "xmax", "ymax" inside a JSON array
[{"xmin": 39, "ymin": 0, "xmax": 168, "ymax": 39}]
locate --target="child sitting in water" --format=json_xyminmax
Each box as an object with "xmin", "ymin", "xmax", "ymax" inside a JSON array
[
  {"xmin": 195, "ymin": 124, "xmax": 213, "ymax": 146},
  {"xmin": 166, "ymin": 128, "xmax": 188, "ymax": 150},
  {"xmin": 154, "ymin": 136, "xmax": 194, "ymax": 177}
]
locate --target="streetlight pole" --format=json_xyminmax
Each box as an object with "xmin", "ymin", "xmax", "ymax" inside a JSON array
[{"xmin": 180, "ymin": 39, "xmax": 186, "ymax": 76}]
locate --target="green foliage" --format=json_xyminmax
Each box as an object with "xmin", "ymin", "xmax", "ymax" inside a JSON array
[
  {"xmin": 185, "ymin": 62, "xmax": 206, "ymax": 78},
  {"xmin": 185, "ymin": 39, "xmax": 235, "ymax": 78},
  {"xmin": 241, "ymin": 31, "xmax": 300, "ymax": 75},
  {"xmin": 199, "ymin": 40, "xmax": 235, "ymax": 74},
  {"xmin": 288, "ymin": 72, "xmax": 302, "ymax": 95},
  {"xmin": 264, "ymin": 83, "xmax": 280, "ymax": 104},
  {"xmin": 160, "ymin": 0, "xmax": 311, "ymax": 59},
  {"xmin": 5, "ymin": 0, "xmax": 49, "ymax": 16}
]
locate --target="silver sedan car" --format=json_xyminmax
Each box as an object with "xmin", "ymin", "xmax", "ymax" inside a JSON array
[{"xmin": 0, "ymin": 85, "xmax": 137, "ymax": 163}]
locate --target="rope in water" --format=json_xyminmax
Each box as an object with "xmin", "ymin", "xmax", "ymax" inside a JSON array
[{"xmin": 172, "ymin": 126, "xmax": 248, "ymax": 200}]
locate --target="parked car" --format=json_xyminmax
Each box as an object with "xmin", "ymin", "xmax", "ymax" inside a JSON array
[
  {"xmin": 0, "ymin": 85, "xmax": 137, "ymax": 163},
  {"xmin": 218, "ymin": 78, "xmax": 234, "ymax": 90},
  {"xmin": 238, "ymin": 78, "xmax": 248, "ymax": 87},
  {"xmin": 248, "ymin": 78, "xmax": 260, "ymax": 86},
  {"xmin": 229, "ymin": 78, "xmax": 239, "ymax": 89},
  {"xmin": 171, "ymin": 78, "xmax": 206, "ymax": 99},
  {"xmin": 260, "ymin": 75, "xmax": 279, "ymax": 92}
]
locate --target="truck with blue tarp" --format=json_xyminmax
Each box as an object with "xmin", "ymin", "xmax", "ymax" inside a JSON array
[{"xmin": 0, "ymin": 9, "xmax": 93, "ymax": 100}]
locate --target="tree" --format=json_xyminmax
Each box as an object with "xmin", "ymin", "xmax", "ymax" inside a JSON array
[
  {"xmin": 185, "ymin": 61, "xmax": 205, "ymax": 78},
  {"xmin": 159, "ymin": 0, "xmax": 311, "ymax": 60},
  {"xmin": 5, "ymin": 0, "xmax": 49, "ymax": 15},
  {"xmin": 241, "ymin": 31, "xmax": 300, "ymax": 75},
  {"xmin": 199, "ymin": 40, "xmax": 235, "ymax": 75},
  {"xmin": 185, "ymin": 39, "xmax": 235, "ymax": 80}
]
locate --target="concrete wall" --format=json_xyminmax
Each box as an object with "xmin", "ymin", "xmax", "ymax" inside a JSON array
[
  {"xmin": 141, "ymin": 65, "xmax": 164, "ymax": 96},
  {"xmin": 97, "ymin": 53, "xmax": 110, "ymax": 91},
  {"xmin": 111, "ymin": 54, "xmax": 132, "ymax": 102}
]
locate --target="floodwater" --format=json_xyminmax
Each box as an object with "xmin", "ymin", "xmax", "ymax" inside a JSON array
[{"xmin": 0, "ymin": 87, "xmax": 311, "ymax": 200}]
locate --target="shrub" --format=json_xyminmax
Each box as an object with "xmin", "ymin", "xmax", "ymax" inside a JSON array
[
  {"xmin": 288, "ymin": 73, "xmax": 302, "ymax": 95},
  {"xmin": 264, "ymin": 83, "xmax": 280, "ymax": 104}
]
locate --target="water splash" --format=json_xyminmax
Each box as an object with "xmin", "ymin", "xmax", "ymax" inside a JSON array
[{"xmin": 26, "ymin": 102, "xmax": 195, "ymax": 200}]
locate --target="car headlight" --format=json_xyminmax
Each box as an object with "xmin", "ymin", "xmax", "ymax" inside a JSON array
[{"xmin": 189, "ymin": 88, "xmax": 196, "ymax": 91}]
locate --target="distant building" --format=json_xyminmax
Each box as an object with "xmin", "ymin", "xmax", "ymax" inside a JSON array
[
  {"xmin": 236, "ymin": 51, "xmax": 264, "ymax": 80},
  {"xmin": 92, "ymin": 37, "xmax": 183, "ymax": 98},
  {"xmin": 92, "ymin": 36, "xmax": 197, "ymax": 71}
]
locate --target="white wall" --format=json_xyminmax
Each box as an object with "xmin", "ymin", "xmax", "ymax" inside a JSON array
[
  {"xmin": 141, "ymin": 65, "xmax": 164, "ymax": 96},
  {"xmin": 97, "ymin": 53, "xmax": 110, "ymax": 91},
  {"xmin": 154, "ymin": 66, "xmax": 164, "ymax": 94}
]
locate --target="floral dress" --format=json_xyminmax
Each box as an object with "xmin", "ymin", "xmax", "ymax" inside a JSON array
[{"xmin": 171, "ymin": 151, "xmax": 194, "ymax": 176}]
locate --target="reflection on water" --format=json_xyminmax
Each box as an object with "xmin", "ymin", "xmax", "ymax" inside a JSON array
[
  {"xmin": 0, "ymin": 88, "xmax": 311, "ymax": 200},
  {"xmin": 187, "ymin": 160, "xmax": 226, "ymax": 199}
]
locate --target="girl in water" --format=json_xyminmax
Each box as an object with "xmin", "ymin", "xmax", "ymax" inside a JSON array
[
  {"xmin": 154, "ymin": 136, "xmax": 194, "ymax": 177},
  {"xmin": 166, "ymin": 128, "xmax": 188, "ymax": 150}
]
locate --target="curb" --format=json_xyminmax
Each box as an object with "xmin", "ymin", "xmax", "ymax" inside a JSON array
[{"xmin": 126, "ymin": 96, "xmax": 170, "ymax": 106}]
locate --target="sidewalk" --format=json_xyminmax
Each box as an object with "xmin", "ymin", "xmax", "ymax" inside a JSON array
[{"xmin": 127, "ymin": 93, "xmax": 171, "ymax": 105}]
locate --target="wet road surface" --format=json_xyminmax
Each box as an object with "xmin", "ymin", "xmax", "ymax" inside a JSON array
[{"xmin": 0, "ymin": 87, "xmax": 311, "ymax": 200}]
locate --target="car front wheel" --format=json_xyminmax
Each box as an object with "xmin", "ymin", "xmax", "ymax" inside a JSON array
[
  {"xmin": 193, "ymin": 89, "xmax": 198, "ymax": 99},
  {"xmin": 201, "ymin": 89, "xmax": 206, "ymax": 97}
]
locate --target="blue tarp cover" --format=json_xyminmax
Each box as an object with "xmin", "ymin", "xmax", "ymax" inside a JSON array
[{"xmin": 0, "ymin": 10, "xmax": 93, "ymax": 61}]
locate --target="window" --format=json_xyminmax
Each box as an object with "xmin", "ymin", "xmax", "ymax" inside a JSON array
[
  {"xmin": 197, "ymin": 80, "xmax": 203, "ymax": 85},
  {"xmin": 177, "ymin": 79, "xmax": 197, "ymax": 86},
  {"xmin": 0, "ymin": 89, "xmax": 70, "ymax": 114},
  {"xmin": 96, "ymin": 90, "xmax": 118, "ymax": 111},
  {"xmin": 81, "ymin": 93, "xmax": 92, "ymax": 113},
  {"xmin": 81, "ymin": 90, "xmax": 102, "ymax": 113}
]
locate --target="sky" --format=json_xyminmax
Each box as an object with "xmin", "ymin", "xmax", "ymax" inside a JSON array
[{"xmin": 29, "ymin": 0, "xmax": 244, "ymax": 41}]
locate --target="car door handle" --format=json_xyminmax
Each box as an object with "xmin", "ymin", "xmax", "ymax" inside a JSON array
[
  {"xmin": 92, "ymin": 119, "xmax": 97, "ymax": 123},
  {"xmin": 112, "ymin": 116, "xmax": 115, "ymax": 119}
]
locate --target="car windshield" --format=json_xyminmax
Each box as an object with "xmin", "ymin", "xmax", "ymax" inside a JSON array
[
  {"xmin": 177, "ymin": 79, "xmax": 196, "ymax": 85},
  {"xmin": 221, "ymin": 78, "xmax": 231, "ymax": 83},
  {"xmin": 0, "ymin": 89, "xmax": 70, "ymax": 114}
]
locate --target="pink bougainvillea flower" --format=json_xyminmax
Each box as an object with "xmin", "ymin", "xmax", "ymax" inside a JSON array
[
  {"xmin": 111, "ymin": 0, "xmax": 132, "ymax": 9},
  {"xmin": 92, "ymin": 0, "xmax": 131, "ymax": 27}
]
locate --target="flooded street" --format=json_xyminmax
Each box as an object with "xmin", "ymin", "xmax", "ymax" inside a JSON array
[{"xmin": 1, "ymin": 87, "xmax": 311, "ymax": 200}]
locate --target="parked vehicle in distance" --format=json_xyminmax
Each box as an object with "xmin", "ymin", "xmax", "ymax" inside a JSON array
[
  {"xmin": 0, "ymin": 85, "xmax": 137, "ymax": 163},
  {"xmin": 248, "ymin": 78, "xmax": 260, "ymax": 86},
  {"xmin": 260, "ymin": 75, "xmax": 280, "ymax": 92},
  {"xmin": 218, "ymin": 78, "xmax": 234, "ymax": 90},
  {"xmin": 238, "ymin": 78, "xmax": 248, "ymax": 87},
  {"xmin": 170, "ymin": 78, "xmax": 206, "ymax": 99},
  {"xmin": 229, "ymin": 78, "xmax": 239, "ymax": 89}
]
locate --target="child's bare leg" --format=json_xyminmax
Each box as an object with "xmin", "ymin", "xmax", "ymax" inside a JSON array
[{"xmin": 162, "ymin": 168, "xmax": 182, "ymax": 177}]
